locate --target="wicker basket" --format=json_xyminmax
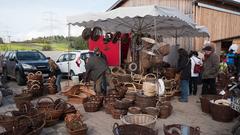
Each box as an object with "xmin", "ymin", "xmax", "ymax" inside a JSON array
[
  {"xmin": 128, "ymin": 107, "xmax": 142, "ymax": 115},
  {"xmin": 36, "ymin": 97, "xmax": 55, "ymax": 110},
  {"xmin": 114, "ymin": 98, "xmax": 133, "ymax": 109},
  {"xmin": 83, "ymin": 102, "xmax": 100, "ymax": 112},
  {"xmin": 113, "ymin": 123, "xmax": 157, "ymax": 135},
  {"xmin": 112, "ymin": 108, "xmax": 127, "ymax": 119},
  {"xmin": 135, "ymin": 92, "xmax": 157, "ymax": 109},
  {"xmin": 200, "ymin": 95, "xmax": 222, "ymax": 114},
  {"xmin": 125, "ymin": 91, "xmax": 137, "ymax": 101},
  {"xmin": 13, "ymin": 92, "xmax": 32, "ymax": 109},
  {"xmin": 67, "ymin": 124, "xmax": 88, "ymax": 135},
  {"xmin": 210, "ymin": 101, "xmax": 235, "ymax": 122},
  {"xmin": 164, "ymin": 124, "xmax": 200, "ymax": 135},
  {"xmin": 143, "ymin": 107, "xmax": 159, "ymax": 117},
  {"xmin": 120, "ymin": 114, "xmax": 157, "ymax": 129},
  {"xmin": 0, "ymin": 111, "xmax": 15, "ymax": 132},
  {"xmin": 144, "ymin": 73, "xmax": 156, "ymax": 82}
]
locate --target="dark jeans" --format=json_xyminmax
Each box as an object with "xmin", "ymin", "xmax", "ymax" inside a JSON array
[
  {"xmin": 202, "ymin": 78, "xmax": 216, "ymax": 95},
  {"xmin": 189, "ymin": 77, "xmax": 198, "ymax": 95},
  {"xmin": 180, "ymin": 80, "xmax": 189, "ymax": 101}
]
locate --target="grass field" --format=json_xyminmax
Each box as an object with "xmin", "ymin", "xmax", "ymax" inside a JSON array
[{"xmin": 0, "ymin": 42, "xmax": 70, "ymax": 51}]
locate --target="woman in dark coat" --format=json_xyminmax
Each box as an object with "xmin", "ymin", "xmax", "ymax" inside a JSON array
[{"xmin": 177, "ymin": 48, "xmax": 191, "ymax": 102}]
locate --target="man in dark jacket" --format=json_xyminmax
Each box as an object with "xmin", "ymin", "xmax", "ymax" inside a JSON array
[
  {"xmin": 177, "ymin": 48, "xmax": 191, "ymax": 102},
  {"xmin": 85, "ymin": 55, "xmax": 108, "ymax": 95},
  {"xmin": 202, "ymin": 45, "xmax": 219, "ymax": 95}
]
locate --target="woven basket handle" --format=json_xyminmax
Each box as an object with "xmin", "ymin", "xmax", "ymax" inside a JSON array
[
  {"xmin": 111, "ymin": 67, "xmax": 119, "ymax": 74},
  {"xmin": 131, "ymin": 73, "xmax": 143, "ymax": 83},
  {"xmin": 35, "ymin": 71, "xmax": 42, "ymax": 76},
  {"xmin": 117, "ymin": 68, "xmax": 126, "ymax": 75},
  {"xmin": 37, "ymin": 96, "xmax": 55, "ymax": 105},
  {"xmin": 124, "ymin": 83, "xmax": 137, "ymax": 92},
  {"xmin": 30, "ymin": 84, "xmax": 40, "ymax": 91},
  {"xmin": 144, "ymin": 73, "xmax": 156, "ymax": 79},
  {"xmin": 54, "ymin": 102, "xmax": 65, "ymax": 110}
]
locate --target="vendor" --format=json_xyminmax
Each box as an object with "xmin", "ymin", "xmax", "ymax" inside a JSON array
[
  {"xmin": 84, "ymin": 55, "xmax": 108, "ymax": 95},
  {"xmin": 94, "ymin": 47, "xmax": 107, "ymax": 63},
  {"xmin": 48, "ymin": 57, "xmax": 62, "ymax": 93}
]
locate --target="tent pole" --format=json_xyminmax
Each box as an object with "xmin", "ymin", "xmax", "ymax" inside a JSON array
[{"xmin": 67, "ymin": 24, "xmax": 71, "ymax": 86}]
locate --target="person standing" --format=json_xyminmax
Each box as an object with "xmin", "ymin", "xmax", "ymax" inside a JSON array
[
  {"xmin": 94, "ymin": 47, "xmax": 107, "ymax": 63},
  {"xmin": 84, "ymin": 55, "xmax": 108, "ymax": 95},
  {"xmin": 226, "ymin": 49, "xmax": 235, "ymax": 73},
  {"xmin": 48, "ymin": 57, "xmax": 62, "ymax": 92},
  {"xmin": 177, "ymin": 48, "xmax": 191, "ymax": 102},
  {"xmin": 202, "ymin": 46, "xmax": 220, "ymax": 95},
  {"xmin": 189, "ymin": 51, "xmax": 202, "ymax": 95}
]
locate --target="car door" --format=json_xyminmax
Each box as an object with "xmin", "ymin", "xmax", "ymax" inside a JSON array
[
  {"xmin": 8, "ymin": 52, "xmax": 17, "ymax": 77},
  {"xmin": 56, "ymin": 54, "xmax": 67, "ymax": 73}
]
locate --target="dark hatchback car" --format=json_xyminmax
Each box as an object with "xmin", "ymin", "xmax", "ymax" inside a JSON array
[{"xmin": 2, "ymin": 50, "xmax": 50, "ymax": 85}]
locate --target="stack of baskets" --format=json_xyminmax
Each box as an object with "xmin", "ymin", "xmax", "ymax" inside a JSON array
[
  {"xmin": 112, "ymin": 98, "xmax": 133, "ymax": 119},
  {"xmin": 26, "ymin": 72, "xmax": 44, "ymax": 97},
  {"xmin": 47, "ymin": 76, "xmax": 57, "ymax": 94},
  {"xmin": 65, "ymin": 112, "xmax": 88, "ymax": 135},
  {"xmin": 135, "ymin": 92, "xmax": 157, "ymax": 110},
  {"xmin": 36, "ymin": 97, "xmax": 65, "ymax": 127}
]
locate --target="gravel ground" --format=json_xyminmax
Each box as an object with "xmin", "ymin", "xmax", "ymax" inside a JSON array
[{"xmin": 0, "ymin": 80, "xmax": 237, "ymax": 135}]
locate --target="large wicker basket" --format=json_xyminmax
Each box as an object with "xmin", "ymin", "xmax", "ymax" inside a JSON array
[
  {"xmin": 210, "ymin": 102, "xmax": 235, "ymax": 122},
  {"xmin": 200, "ymin": 95, "xmax": 222, "ymax": 114},
  {"xmin": 164, "ymin": 124, "xmax": 200, "ymax": 135},
  {"xmin": 120, "ymin": 114, "xmax": 157, "ymax": 129},
  {"xmin": 113, "ymin": 123, "xmax": 157, "ymax": 135}
]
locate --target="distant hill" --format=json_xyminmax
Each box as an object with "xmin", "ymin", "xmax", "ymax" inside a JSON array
[{"xmin": 0, "ymin": 35, "xmax": 88, "ymax": 51}]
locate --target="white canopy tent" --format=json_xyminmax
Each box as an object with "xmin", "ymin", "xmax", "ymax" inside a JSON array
[{"xmin": 67, "ymin": 5, "xmax": 209, "ymax": 37}]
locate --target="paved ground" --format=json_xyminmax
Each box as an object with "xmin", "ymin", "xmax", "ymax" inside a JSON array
[{"xmin": 0, "ymin": 80, "xmax": 237, "ymax": 135}]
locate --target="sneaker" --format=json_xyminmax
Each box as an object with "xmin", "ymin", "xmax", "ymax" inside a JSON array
[{"xmin": 179, "ymin": 98, "xmax": 188, "ymax": 102}]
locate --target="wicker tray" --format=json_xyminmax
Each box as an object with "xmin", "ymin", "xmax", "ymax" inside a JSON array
[{"xmin": 120, "ymin": 114, "xmax": 157, "ymax": 129}]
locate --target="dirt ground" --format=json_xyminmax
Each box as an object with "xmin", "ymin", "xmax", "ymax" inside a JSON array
[{"xmin": 0, "ymin": 80, "xmax": 237, "ymax": 135}]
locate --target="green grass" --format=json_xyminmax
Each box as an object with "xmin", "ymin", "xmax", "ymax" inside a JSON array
[{"xmin": 0, "ymin": 42, "xmax": 70, "ymax": 51}]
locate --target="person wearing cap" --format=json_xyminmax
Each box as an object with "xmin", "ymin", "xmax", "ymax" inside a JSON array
[
  {"xmin": 94, "ymin": 47, "xmax": 107, "ymax": 63},
  {"xmin": 202, "ymin": 45, "xmax": 219, "ymax": 95},
  {"xmin": 177, "ymin": 48, "xmax": 191, "ymax": 102},
  {"xmin": 84, "ymin": 55, "xmax": 108, "ymax": 95}
]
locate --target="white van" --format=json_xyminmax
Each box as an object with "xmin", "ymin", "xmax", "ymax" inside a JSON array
[{"xmin": 56, "ymin": 50, "xmax": 94, "ymax": 76}]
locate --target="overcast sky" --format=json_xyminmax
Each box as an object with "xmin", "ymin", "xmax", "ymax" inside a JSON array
[
  {"xmin": 0, "ymin": 0, "xmax": 116, "ymax": 41},
  {"xmin": 0, "ymin": 0, "xmax": 239, "ymax": 41}
]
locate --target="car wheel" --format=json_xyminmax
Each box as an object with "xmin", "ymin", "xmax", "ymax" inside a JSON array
[{"xmin": 16, "ymin": 71, "xmax": 25, "ymax": 85}]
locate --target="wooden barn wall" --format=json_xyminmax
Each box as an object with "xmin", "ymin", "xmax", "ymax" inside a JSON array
[{"xmin": 194, "ymin": 6, "xmax": 240, "ymax": 50}]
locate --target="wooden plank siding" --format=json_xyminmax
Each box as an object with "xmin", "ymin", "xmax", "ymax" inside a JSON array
[{"xmin": 113, "ymin": 0, "xmax": 240, "ymax": 52}]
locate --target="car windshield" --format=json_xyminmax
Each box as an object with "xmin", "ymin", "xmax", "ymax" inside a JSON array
[{"xmin": 17, "ymin": 52, "xmax": 46, "ymax": 61}]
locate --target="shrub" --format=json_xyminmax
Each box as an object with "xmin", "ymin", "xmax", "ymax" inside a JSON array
[{"xmin": 42, "ymin": 44, "xmax": 52, "ymax": 51}]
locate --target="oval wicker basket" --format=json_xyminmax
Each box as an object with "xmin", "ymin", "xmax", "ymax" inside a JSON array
[
  {"xmin": 113, "ymin": 123, "xmax": 157, "ymax": 135},
  {"xmin": 120, "ymin": 114, "xmax": 157, "ymax": 129},
  {"xmin": 143, "ymin": 107, "xmax": 159, "ymax": 117},
  {"xmin": 200, "ymin": 95, "xmax": 222, "ymax": 114},
  {"xmin": 210, "ymin": 101, "xmax": 235, "ymax": 122},
  {"xmin": 111, "ymin": 108, "xmax": 127, "ymax": 119}
]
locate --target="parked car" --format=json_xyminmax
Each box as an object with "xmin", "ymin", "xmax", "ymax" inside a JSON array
[
  {"xmin": 56, "ymin": 50, "xmax": 94, "ymax": 76},
  {"xmin": 2, "ymin": 50, "xmax": 50, "ymax": 85}
]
